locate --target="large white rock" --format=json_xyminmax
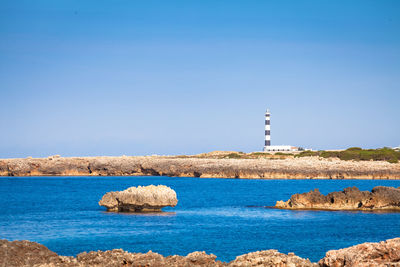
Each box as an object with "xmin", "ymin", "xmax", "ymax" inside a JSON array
[{"xmin": 99, "ymin": 185, "xmax": 178, "ymax": 212}]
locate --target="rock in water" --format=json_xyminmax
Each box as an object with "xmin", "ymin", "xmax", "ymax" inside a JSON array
[
  {"xmin": 275, "ymin": 186, "xmax": 400, "ymax": 211},
  {"xmin": 98, "ymin": 185, "xmax": 178, "ymax": 212}
]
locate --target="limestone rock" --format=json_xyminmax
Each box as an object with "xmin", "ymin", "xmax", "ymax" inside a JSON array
[
  {"xmin": 275, "ymin": 186, "xmax": 400, "ymax": 211},
  {"xmin": 0, "ymin": 239, "xmax": 73, "ymax": 266},
  {"xmin": 98, "ymin": 185, "xmax": 178, "ymax": 212},
  {"xmin": 228, "ymin": 250, "xmax": 317, "ymax": 267},
  {"xmin": 1, "ymin": 238, "xmax": 400, "ymax": 266},
  {"xmin": 0, "ymin": 239, "xmax": 225, "ymax": 267},
  {"xmin": 319, "ymin": 237, "xmax": 400, "ymax": 267},
  {"xmin": 1, "ymin": 155, "xmax": 400, "ymax": 179}
]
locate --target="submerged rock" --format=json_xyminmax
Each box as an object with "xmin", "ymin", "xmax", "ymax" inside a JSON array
[
  {"xmin": 275, "ymin": 186, "xmax": 400, "ymax": 211},
  {"xmin": 98, "ymin": 185, "xmax": 178, "ymax": 212}
]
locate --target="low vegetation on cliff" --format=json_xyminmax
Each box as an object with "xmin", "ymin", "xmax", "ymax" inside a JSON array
[
  {"xmin": 179, "ymin": 148, "xmax": 400, "ymax": 163},
  {"xmin": 295, "ymin": 147, "xmax": 400, "ymax": 163},
  {"xmin": 185, "ymin": 151, "xmax": 294, "ymax": 160}
]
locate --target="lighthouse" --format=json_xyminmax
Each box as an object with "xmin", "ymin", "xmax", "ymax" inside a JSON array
[
  {"xmin": 263, "ymin": 108, "xmax": 299, "ymax": 152},
  {"xmin": 264, "ymin": 109, "xmax": 271, "ymax": 149}
]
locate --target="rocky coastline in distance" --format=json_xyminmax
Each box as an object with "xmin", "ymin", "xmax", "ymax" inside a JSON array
[
  {"xmin": 1, "ymin": 237, "xmax": 399, "ymax": 267},
  {"xmin": 1, "ymin": 151, "xmax": 400, "ymax": 179}
]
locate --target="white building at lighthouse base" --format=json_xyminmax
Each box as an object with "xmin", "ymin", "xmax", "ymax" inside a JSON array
[{"xmin": 263, "ymin": 145, "xmax": 299, "ymax": 152}]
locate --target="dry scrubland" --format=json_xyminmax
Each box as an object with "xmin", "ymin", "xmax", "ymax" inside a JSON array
[{"xmin": 1, "ymin": 150, "xmax": 400, "ymax": 179}]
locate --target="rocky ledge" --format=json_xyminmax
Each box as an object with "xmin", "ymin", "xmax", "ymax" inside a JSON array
[
  {"xmin": 275, "ymin": 186, "xmax": 400, "ymax": 211},
  {"xmin": 98, "ymin": 185, "xmax": 178, "ymax": 212},
  {"xmin": 1, "ymin": 155, "xmax": 400, "ymax": 179},
  {"xmin": 319, "ymin": 237, "xmax": 400, "ymax": 267},
  {"xmin": 1, "ymin": 238, "xmax": 399, "ymax": 267}
]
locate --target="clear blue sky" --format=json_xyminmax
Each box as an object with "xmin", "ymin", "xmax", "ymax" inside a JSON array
[{"xmin": 1, "ymin": 0, "xmax": 399, "ymax": 157}]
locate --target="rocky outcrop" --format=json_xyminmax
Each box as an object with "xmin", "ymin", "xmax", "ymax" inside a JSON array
[
  {"xmin": 1, "ymin": 238, "xmax": 399, "ymax": 266},
  {"xmin": 98, "ymin": 185, "xmax": 178, "ymax": 212},
  {"xmin": 319, "ymin": 237, "xmax": 400, "ymax": 267},
  {"xmin": 275, "ymin": 186, "xmax": 400, "ymax": 211},
  {"xmin": 0, "ymin": 239, "xmax": 316, "ymax": 267},
  {"xmin": 1, "ymin": 156, "xmax": 400, "ymax": 179},
  {"xmin": 75, "ymin": 250, "xmax": 225, "ymax": 267},
  {"xmin": 229, "ymin": 250, "xmax": 317, "ymax": 267},
  {"xmin": 0, "ymin": 239, "xmax": 72, "ymax": 266},
  {"xmin": 0, "ymin": 239, "xmax": 224, "ymax": 267}
]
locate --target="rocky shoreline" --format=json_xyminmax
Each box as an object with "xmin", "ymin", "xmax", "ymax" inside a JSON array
[
  {"xmin": 275, "ymin": 186, "xmax": 400, "ymax": 211},
  {"xmin": 1, "ymin": 154, "xmax": 400, "ymax": 179},
  {"xmin": 1, "ymin": 238, "xmax": 399, "ymax": 266}
]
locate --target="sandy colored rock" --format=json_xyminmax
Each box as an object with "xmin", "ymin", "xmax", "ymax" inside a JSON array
[
  {"xmin": 0, "ymin": 239, "xmax": 224, "ymax": 267},
  {"xmin": 0, "ymin": 239, "xmax": 314, "ymax": 267},
  {"xmin": 75, "ymin": 249, "xmax": 220, "ymax": 267},
  {"xmin": 0, "ymin": 239, "xmax": 73, "ymax": 266},
  {"xmin": 1, "ymin": 238, "xmax": 400, "ymax": 266},
  {"xmin": 1, "ymin": 155, "xmax": 400, "ymax": 179},
  {"xmin": 229, "ymin": 250, "xmax": 317, "ymax": 267},
  {"xmin": 319, "ymin": 237, "xmax": 400, "ymax": 267},
  {"xmin": 275, "ymin": 186, "xmax": 400, "ymax": 211},
  {"xmin": 98, "ymin": 185, "xmax": 178, "ymax": 212}
]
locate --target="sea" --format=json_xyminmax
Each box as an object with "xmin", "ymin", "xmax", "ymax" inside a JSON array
[{"xmin": 1, "ymin": 176, "xmax": 399, "ymax": 262}]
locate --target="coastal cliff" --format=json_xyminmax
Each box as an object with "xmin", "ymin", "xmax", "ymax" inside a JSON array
[
  {"xmin": 1, "ymin": 238, "xmax": 399, "ymax": 266},
  {"xmin": 1, "ymin": 154, "xmax": 400, "ymax": 179}
]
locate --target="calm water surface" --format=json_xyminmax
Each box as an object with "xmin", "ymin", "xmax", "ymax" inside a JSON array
[{"xmin": 1, "ymin": 176, "xmax": 399, "ymax": 262}]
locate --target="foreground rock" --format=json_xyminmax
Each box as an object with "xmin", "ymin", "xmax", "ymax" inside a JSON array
[
  {"xmin": 275, "ymin": 186, "xmax": 400, "ymax": 211},
  {"xmin": 0, "ymin": 239, "xmax": 224, "ymax": 267},
  {"xmin": 1, "ymin": 155, "xmax": 400, "ymax": 179},
  {"xmin": 319, "ymin": 238, "xmax": 400, "ymax": 267},
  {"xmin": 0, "ymin": 239, "xmax": 315, "ymax": 267},
  {"xmin": 98, "ymin": 185, "xmax": 178, "ymax": 212},
  {"xmin": 1, "ymin": 238, "xmax": 399, "ymax": 266},
  {"xmin": 0, "ymin": 240, "xmax": 69, "ymax": 266},
  {"xmin": 229, "ymin": 250, "xmax": 317, "ymax": 267}
]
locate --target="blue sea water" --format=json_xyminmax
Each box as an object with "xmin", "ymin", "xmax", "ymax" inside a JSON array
[{"xmin": 0, "ymin": 176, "xmax": 400, "ymax": 262}]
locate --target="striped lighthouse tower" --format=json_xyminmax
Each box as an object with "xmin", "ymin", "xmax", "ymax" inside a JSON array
[{"xmin": 264, "ymin": 109, "xmax": 271, "ymax": 151}]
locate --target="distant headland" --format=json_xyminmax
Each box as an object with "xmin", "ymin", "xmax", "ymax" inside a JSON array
[{"xmin": 1, "ymin": 148, "xmax": 400, "ymax": 179}]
